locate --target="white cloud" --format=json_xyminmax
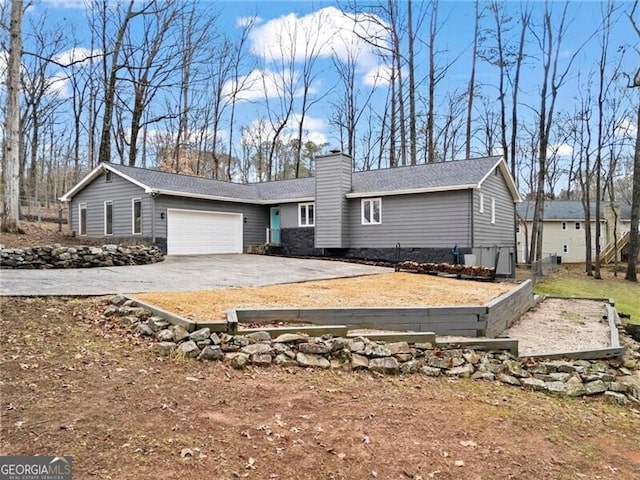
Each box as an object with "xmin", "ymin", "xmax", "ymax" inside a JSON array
[
  {"xmin": 53, "ymin": 47, "xmax": 101, "ymax": 66},
  {"xmin": 236, "ymin": 15, "xmax": 262, "ymax": 28},
  {"xmin": 241, "ymin": 114, "xmax": 328, "ymax": 147},
  {"xmin": 222, "ymin": 68, "xmax": 298, "ymax": 102},
  {"xmin": 547, "ymin": 143, "xmax": 573, "ymax": 158},
  {"xmin": 615, "ymin": 118, "xmax": 638, "ymax": 137},
  {"xmin": 363, "ymin": 64, "xmax": 393, "ymax": 87},
  {"xmin": 248, "ymin": 6, "xmax": 388, "ymax": 70}
]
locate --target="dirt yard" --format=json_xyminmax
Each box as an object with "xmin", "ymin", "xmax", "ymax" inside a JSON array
[
  {"xmin": 135, "ymin": 273, "xmax": 514, "ymax": 320},
  {"xmin": 0, "ymin": 221, "xmax": 103, "ymax": 248},
  {"xmin": 1, "ymin": 297, "xmax": 639, "ymax": 479}
]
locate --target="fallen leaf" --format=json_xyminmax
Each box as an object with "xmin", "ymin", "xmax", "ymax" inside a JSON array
[
  {"xmin": 459, "ymin": 440, "xmax": 477, "ymax": 448},
  {"xmin": 180, "ymin": 448, "xmax": 193, "ymax": 458}
]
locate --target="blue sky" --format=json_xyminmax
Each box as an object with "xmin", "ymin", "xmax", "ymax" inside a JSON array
[{"xmin": 14, "ymin": 0, "xmax": 640, "ymax": 176}]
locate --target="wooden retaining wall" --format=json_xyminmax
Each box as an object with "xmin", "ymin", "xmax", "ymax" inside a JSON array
[
  {"xmin": 234, "ymin": 306, "xmax": 488, "ymax": 337},
  {"xmin": 484, "ymin": 280, "xmax": 534, "ymax": 338}
]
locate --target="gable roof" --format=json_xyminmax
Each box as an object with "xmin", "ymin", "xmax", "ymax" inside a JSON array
[
  {"xmin": 517, "ymin": 200, "xmax": 632, "ymax": 221},
  {"xmin": 60, "ymin": 156, "xmax": 520, "ymax": 204},
  {"xmin": 347, "ymin": 156, "xmax": 519, "ymax": 200}
]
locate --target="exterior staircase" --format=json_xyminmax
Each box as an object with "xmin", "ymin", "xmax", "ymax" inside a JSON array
[{"xmin": 601, "ymin": 231, "xmax": 630, "ymax": 264}]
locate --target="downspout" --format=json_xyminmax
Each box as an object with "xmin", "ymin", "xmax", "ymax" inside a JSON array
[
  {"xmin": 470, "ymin": 189, "xmax": 474, "ymax": 248},
  {"xmin": 150, "ymin": 192, "xmax": 156, "ymax": 243}
]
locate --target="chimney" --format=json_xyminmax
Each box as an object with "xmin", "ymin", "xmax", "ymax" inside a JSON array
[{"xmin": 314, "ymin": 151, "xmax": 352, "ymax": 248}]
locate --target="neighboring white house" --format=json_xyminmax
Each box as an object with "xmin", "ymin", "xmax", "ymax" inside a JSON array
[{"xmin": 516, "ymin": 201, "xmax": 633, "ymax": 263}]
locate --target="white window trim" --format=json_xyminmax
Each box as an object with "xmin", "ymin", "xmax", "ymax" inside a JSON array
[
  {"xmin": 104, "ymin": 201, "xmax": 113, "ymax": 236},
  {"xmin": 132, "ymin": 198, "xmax": 142, "ymax": 235},
  {"xmin": 79, "ymin": 203, "xmax": 87, "ymax": 236},
  {"xmin": 479, "ymin": 193, "xmax": 484, "ymax": 213},
  {"xmin": 575, "ymin": 222, "xmax": 581, "ymax": 230},
  {"xmin": 563, "ymin": 244, "xmax": 569, "ymax": 253},
  {"xmin": 298, "ymin": 202, "xmax": 315, "ymax": 227},
  {"xmin": 490, "ymin": 198, "xmax": 496, "ymax": 224},
  {"xmin": 361, "ymin": 198, "xmax": 382, "ymax": 225}
]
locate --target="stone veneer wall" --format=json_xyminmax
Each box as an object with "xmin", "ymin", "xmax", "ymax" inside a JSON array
[{"xmin": 0, "ymin": 244, "xmax": 164, "ymax": 269}]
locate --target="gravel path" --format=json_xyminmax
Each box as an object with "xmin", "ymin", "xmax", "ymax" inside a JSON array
[{"xmin": 504, "ymin": 298, "xmax": 611, "ymax": 357}]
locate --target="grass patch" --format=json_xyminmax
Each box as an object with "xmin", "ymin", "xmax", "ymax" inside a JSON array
[{"xmin": 534, "ymin": 266, "xmax": 640, "ymax": 324}]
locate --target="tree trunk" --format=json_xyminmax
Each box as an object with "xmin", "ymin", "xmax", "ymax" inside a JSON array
[
  {"xmin": 2, "ymin": 0, "xmax": 23, "ymax": 233},
  {"xmin": 625, "ymin": 100, "xmax": 640, "ymax": 281},
  {"xmin": 465, "ymin": 0, "xmax": 479, "ymax": 160},
  {"xmin": 407, "ymin": 0, "xmax": 417, "ymax": 165}
]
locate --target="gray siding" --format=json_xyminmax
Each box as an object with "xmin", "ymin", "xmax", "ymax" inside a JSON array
[
  {"xmin": 347, "ymin": 191, "xmax": 472, "ymax": 248},
  {"xmin": 279, "ymin": 203, "xmax": 299, "ymax": 228},
  {"xmin": 473, "ymin": 168, "xmax": 516, "ymax": 246},
  {"xmin": 153, "ymin": 195, "xmax": 269, "ymax": 247},
  {"xmin": 70, "ymin": 171, "xmax": 150, "ymax": 237},
  {"xmin": 315, "ymin": 153, "xmax": 351, "ymax": 248}
]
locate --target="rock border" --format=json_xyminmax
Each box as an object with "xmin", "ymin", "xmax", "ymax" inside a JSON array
[
  {"xmin": 0, "ymin": 244, "xmax": 164, "ymax": 269},
  {"xmin": 105, "ymin": 295, "xmax": 640, "ymax": 406}
]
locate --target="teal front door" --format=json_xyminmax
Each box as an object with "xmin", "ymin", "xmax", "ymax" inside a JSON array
[{"xmin": 270, "ymin": 207, "xmax": 280, "ymax": 244}]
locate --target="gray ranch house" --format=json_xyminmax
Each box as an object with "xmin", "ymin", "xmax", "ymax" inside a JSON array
[{"xmin": 60, "ymin": 152, "xmax": 521, "ymax": 276}]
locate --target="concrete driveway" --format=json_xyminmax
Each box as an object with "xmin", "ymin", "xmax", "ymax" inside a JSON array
[{"xmin": 0, "ymin": 254, "xmax": 390, "ymax": 296}]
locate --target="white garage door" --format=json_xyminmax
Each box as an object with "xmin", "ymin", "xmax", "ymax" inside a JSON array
[{"xmin": 167, "ymin": 209, "xmax": 243, "ymax": 255}]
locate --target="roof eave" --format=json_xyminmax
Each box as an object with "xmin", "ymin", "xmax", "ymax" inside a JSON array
[
  {"xmin": 477, "ymin": 157, "xmax": 522, "ymax": 202},
  {"xmin": 345, "ymin": 184, "xmax": 475, "ymax": 198},
  {"xmin": 59, "ymin": 163, "xmax": 152, "ymax": 201}
]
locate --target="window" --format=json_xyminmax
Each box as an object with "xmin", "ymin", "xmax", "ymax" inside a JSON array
[
  {"xmin": 490, "ymin": 198, "xmax": 496, "ymax": 224},
  {"xmin": 105, "ymin": 170, "xmax": 112, "ymax": 183},
  {"xmin": 478, "ymin": 193, "xmax": 484, "ymax": 213},
  {"xmin": 132, "ymin": 198, "xmax": 142, "ymax": 234},
  {"xmin": 79, "ymin": 203, "xmax": 87, "ymax": 236},
  {"xmin": 516, "ymin": 224, "xmax": 520, "ymax": 234},
  {"xmin": 298, "ymin": 202, "xmax": 315, "ymax": 227},
  {"xmin": 561, "ymin": 222, "xmax": 567, "ymax": 230},
  {"xmin": 575, "ymin": 222, "xmax": 581, "ymax": 230},
  {"xmin": 563, "ymin": 244, "xmax": 569, "ymax": 253},
  {"xmin": 361, "ymin": 198, "xmax": 382, "ymax": 225},
  {"xmin": 104, "ymin": 201, "xmax": 113, "ymax": 235}
]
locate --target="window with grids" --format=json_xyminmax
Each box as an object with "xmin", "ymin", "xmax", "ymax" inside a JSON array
[
  {"xmin": 298, "ymin": 203, "xmax": 315, "ymax": 227},
  {"xmin": 361, "ymin": 198, "xmax": 382, "ymax": 225}
]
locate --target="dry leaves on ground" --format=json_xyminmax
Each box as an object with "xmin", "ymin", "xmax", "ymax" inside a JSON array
[{"xmin": 136, "ymin": 272, "xmax": 515, "ymax": 320}]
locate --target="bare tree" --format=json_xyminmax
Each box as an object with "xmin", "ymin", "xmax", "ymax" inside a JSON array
[
  {"xmin": 465, "ymin": 0, "xmax": 481, "ymax": 159},
  {"xmin": 96, "ymin": 0, "xmax": 156, "ymax": 164},
  {"xmin": 625, "ymin": 0, "xmax": 640, "ymax": 282},
  {"xmin": 2, "ymin": 0, "xmax": 22, "ymax": 233}
]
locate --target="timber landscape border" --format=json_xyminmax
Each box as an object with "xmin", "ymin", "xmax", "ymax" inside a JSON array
[{"xmin": 124, "ymin": 279, "xmax": 625, "ymax": 360}]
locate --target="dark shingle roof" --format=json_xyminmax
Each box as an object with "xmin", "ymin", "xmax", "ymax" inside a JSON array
[
  {"xmin": 517, "ymin": 201, "xmax": 632, "ymax": 221},
  {"xmin": 92, "ymin": 156, "xmax": 510, "ymax": 203},
  {"xmin": 351, "ymin": 156, "xmax": 502, "ymax": 194}
]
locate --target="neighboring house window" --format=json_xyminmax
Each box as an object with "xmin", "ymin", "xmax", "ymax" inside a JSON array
[
  {"xmin": 298, "ymin": 202, "xmax": 315, "ymax": 227},
  {"xmin": 362, "ymin": 198, "xmax": 382, "ymax": 225},
  {"xmin": 104, "ymin": 201, "xmax": 113, "ymax": 235},
  {"xmin": 479, "ymin": 193, "xmax": 484, "ymax": 213},
  {"xmin": 563, "ymin": 244, "xmax": 569, "ymax": 253},
  {"xmin": 132, "ymin": 198, "xmax": 142, "ymax": 234},
  {"xmin": 105, "ymin": 171, "xmax": 112, "ymax": 183},
  {"xmin": 575, "ymin": 222, "xmax": 581, "ymax": 230},
  {"xmin": 561, "ymin": 222, "xmax": 567, "ymax": 230},
  {"xmin": 516, "ymin": 224, "xmax": 520, "ymax": 233},
  {"xmin": 490, "ymin": 198, "xmax": 496, "ymax": 224},
  {"xmin": 79, "ymin": 203, "xmax": 87, "ymax": 236}
]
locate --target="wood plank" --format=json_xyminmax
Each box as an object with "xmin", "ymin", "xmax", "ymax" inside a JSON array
[
  {"xmin": 238, "ymin": 325, "xmax": 349, "ymax": 338},
  {"xmin": 125, "ymin": 295, "xmax": 196, "ymax": 332},
  {"xmin": 605, "ymin": 304, "xmax": 621, "ymax": 348},
  {"xmin": 227, "ymin": 310, "xmax": 238, "ymax": 334},
  {"xmin": 348, "ymin": 332, "xmax": 436, "ymax": 343},
  {"xmin": 195, "ymin": 320, "xmax": 227, "ymax": 333},
  {"xmin": 436, "ymin": 338, "xmax": 518, "ymax": 356},
  {"xmin": 523, "ymin": 347, "xmax": 625, "ymax": 361}
]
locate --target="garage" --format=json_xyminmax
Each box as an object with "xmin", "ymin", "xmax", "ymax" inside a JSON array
[{"xmin": 167, "ymin": 209, "xmax": 243, "ymax": 255}]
